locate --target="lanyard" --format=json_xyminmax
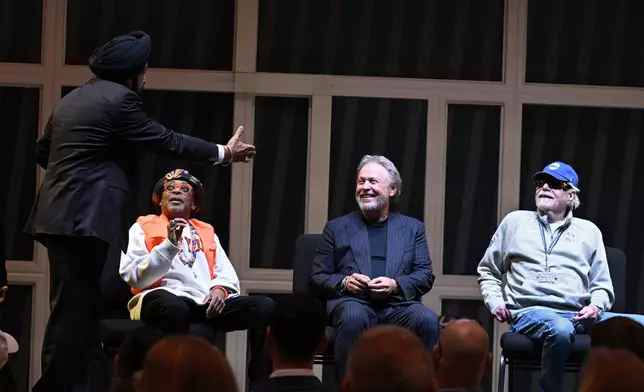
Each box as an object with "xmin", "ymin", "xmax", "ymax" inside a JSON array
[
  {"xmin": 538, "ymin": 220, "xmax": 566, "ymax": 269},
  {"xmin": 178, "ymin": 225, "xmax": 199, "ymax": 268}
]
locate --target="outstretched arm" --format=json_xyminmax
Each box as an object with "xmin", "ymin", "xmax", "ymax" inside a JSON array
[{"xmin": 115, "ymin": 91, "xmax": 254, "ymax": 164}]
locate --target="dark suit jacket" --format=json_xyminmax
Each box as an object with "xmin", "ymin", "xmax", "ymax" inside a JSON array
[
  {"xmin": 253, "ymin": 376, "xmax": 327, "ymax": 392},
  {"xmin": 308, "ymin": 211, "xmax": 435, "ymax": 314},
  {"xmin": 24, "ymin": 78, "xmax": 223, "ymax": 251}
]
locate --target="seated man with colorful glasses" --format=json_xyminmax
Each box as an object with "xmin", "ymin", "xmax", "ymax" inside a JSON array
[
  {"xmin": 477, "ymin": 161, "xmax": 644, "ymax": 392},
  {"xmin": 119, "ymin": 168, "xmax": 273, "ymax": 387}
]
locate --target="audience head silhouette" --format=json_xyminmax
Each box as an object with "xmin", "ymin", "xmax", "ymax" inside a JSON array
[
  {"xmin": 342, "ymin": 325, "xmax": 436, "ymax": 392},
  {"xmin": 579, "ymin": 347, "xmax": 644, "ymax": 392},
  {"xmin": 590, "ymin": 316, "xmax": 644, "ymax": 360},
  {"xmin": 113, "ymin": 326, "xmax": 163, "ymax": 392},
  {"xmin": 433, "ymin": 319, "xmax": 491, "ymax": 390},
  {"xmin": 266, "ymin": 293, "xmax": 327, "ymax": 368},
  {"xmin": 139, "ymin": 335, "xmax": 238, "ymax": 392}
]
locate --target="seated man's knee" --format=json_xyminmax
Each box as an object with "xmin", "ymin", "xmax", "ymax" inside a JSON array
[
  {"xmin": 336, "ymin": 302, "xmax": 374, "ymax": 333},
  {"xmin": 407, "ymin": 306, "xmax": 440, "ymax": 347},
  {"xmin": 545, "ymin": 318, "xmax": 575, "ymax": 345},
  {"xmin": 142, "ymin": 291, "xmax": 191, "ymax": 333},
  {"xmin": 252, "ymin": 295, "xmax": 275, "ymax": 316}
]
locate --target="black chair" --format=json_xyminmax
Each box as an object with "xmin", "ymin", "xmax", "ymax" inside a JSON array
[
  {"xmin": 98, "ymin": 245, "xmax": 221, "ymax": 359},
  {"xmin": 497, "ymin": 246, "xmax": 627, "ymax": 392},
  {"xmin": 291, "ymin": 234, "xmax": 337, "ymax": 365}
]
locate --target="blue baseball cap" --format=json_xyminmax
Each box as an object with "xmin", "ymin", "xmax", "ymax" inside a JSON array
[{"xmin": 533, "ymin": 161, "xmax": 579, "ymax": 187}]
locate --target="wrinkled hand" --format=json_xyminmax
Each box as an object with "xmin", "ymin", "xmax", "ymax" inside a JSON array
[
  {"xmin": 493, "ymin": 304, "xmax": 511, "ymax": 323},
  {"xmin": 203, "ymin": 287, "xmax": 227, "ymax": 319},
  {"xmin": 225, "ymin": 126, "xmax": 256, "ymax": 163},
  {"xmin": 167, "ymin": 218, "xmax": 188, "ymax": 246},
  {"xmin": 368, "ymin": 277, "xmax": 397, "ymax": 301},
  {"xmin": 573, "ymin": 305, "xmax": 601, "ymax": 321},
  {"xmin": 345, "ymin": 273, "xmax": 371, "ymax": 295}
]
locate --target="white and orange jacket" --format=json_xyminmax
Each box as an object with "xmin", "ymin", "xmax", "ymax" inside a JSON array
[{"xmin": 119, "ymin": 214, "xmax": 240, "ymax": 320}]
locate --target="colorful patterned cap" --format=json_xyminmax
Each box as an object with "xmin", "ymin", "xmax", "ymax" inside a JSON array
[{"xmin": 152, "ymin": 168, "xmax": 204, "ymax": 212}]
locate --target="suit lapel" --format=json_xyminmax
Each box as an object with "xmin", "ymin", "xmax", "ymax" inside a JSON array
[
  {"xmin": 385, "ymin": 212, "xmax": 405, "ymax": 277},
  {"xmin": 346, "ymin": 212, "xmax": 372, "ymax": 277}
]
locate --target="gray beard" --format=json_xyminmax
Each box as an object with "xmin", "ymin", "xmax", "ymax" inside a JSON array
[{"xmin": 356, "ymin": 195, "xmax": 387, "ymax": 212}]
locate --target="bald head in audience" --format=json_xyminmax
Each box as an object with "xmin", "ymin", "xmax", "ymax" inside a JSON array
[
  {"xmin": 579, "ymin": 347, "xmax": 644, "ymax": 392},
  {"xmin": 432, "ymin": 319, "xmax": 491, "ymax": 390},
  {"xmin": 341, "ymin": 325, "xmax": 436, "ymax": 392}
]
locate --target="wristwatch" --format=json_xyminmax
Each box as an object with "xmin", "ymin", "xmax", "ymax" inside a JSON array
[{"xmin": 339, "ymin": 276, "xmax": 349, "ymax": 295}]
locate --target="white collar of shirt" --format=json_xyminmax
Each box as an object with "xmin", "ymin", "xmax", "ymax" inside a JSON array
[{"xmin": 269, "ymin": 369, "xmax": 316, "ymax": 379}]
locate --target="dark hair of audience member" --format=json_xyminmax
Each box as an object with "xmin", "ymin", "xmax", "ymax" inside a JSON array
[
  {"xmin": 589, "ymin": 316, "xmax": 644, "ymax": 360},
  {"xmin": 268, "ymin": 293, "xmax": 327, "ymax": 364},
  {"xmin": 139, "ymin": 335, "xmax": 238, "ymax": 392},
  {"xmin": 579, "ymin": 347, "xmax": 644, "ymax": 392},
  {"xmin": 112, "ymin": 326, "xmax": 164, "ymax": 392}
]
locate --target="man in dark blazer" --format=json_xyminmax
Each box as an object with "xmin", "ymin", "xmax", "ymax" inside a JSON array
[
  {"xmin": 24, "ymin": 31, "xmax": 255, "ymax": 392},
  {"xmin": 309, "ymin": 155, "xmax": 440, "ymax": 381}
]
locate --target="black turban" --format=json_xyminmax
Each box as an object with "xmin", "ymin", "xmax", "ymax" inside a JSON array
[
  {"xmin": 89, "ymin": 31, "xmax": 151, "ymax": 80},
  {"xmin": 152, "ymin": 169, "xmax": 204, "ymax": 213}
]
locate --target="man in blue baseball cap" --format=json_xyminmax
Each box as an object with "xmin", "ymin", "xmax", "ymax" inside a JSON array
[{"xmin": 477, "ymin": 161, "xmax": 644, "ymax": 392}]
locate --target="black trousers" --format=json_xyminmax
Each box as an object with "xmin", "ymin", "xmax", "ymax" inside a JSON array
[
  {"xmin": 32, "ymin": 235, "xmax": 109, "ymax": 392},
  {"xmin": 140, "ymin": 289, "xmax": 274, "ymax": 386}
]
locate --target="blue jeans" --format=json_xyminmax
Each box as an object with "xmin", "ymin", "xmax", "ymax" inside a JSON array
[{"xmin": 510, "ymin": 306, "xmax": 644, "ymax": 392}]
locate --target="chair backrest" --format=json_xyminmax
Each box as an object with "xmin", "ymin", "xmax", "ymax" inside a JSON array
[
  {"xmin": 606, "ymin": 246, "xmax": 626, "ymax": 313},
  {"xmin": 292, "ymin": 234, "xmax": 324, "ymax": 295}
]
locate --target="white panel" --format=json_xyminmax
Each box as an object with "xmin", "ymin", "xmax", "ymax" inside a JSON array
[
  {"xmin": 0, "ymin": 64, "xmax": 47, "ymax": 86},
  {"xmin": 499, "ymin": 99, "xmax": 522, "ymax": 219},
  {"xmin": 519, "ymin": 87, "xmax": 644, "ymax": 108},
  {"xmin": 306, "ymin": 95, "xmax": 332, "ymax": 234},
  {"xmin": 425, "ymin": 96, "xmax": 446, "ymax": 277},
  {"xmin": 6, "ymin": 273, "xmax": 46, "ymax": 389},
  {"xmin": 234, "ymin": 0, "xmax": 259, "ymax": 72},
  {"xmin": 511, "ymin": 0, "xmax": 528, "ymax": 89},
  {"xmin": 239, "ymin": 268, "xmax": 293, "ymax": 283},
  {"xmin": 236, "ymin": 72, "xmax": 511, "ymax": 98},
  {"xmin": 503, "ymin": 0, "xmax": 521, "ymax": 88},
  {"xmin": 57, "ymin": 65, "xmax": 235, "ymax": 92},
  {"xmin": 431, "ymin": 95, "xmax": 511, "ymax": 287},
  {"xmin": 230, "ymin": 93, "xmax": 254, "ymax": 276},
  {"xmin": 225, "ymin": 330, "xmax": 248, "ymax": 392}
]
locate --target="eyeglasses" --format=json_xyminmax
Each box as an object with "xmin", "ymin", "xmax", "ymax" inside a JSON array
[
  {"xmin": 534, "ymin": 179, "xmax": 571, "ymax": 190},
  {"xmin": 164, "ymin": 182, "xmax": 193, "ymax": 194}
]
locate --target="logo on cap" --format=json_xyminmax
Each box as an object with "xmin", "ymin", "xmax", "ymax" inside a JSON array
[{"xmin": 548, "ymin": 163, "xmax": 560, "ymax": 171}]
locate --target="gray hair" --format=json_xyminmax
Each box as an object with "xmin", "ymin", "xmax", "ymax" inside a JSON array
[
  {"xmin": 357, "ymin": 155, "xmax": 402, "ymax": 203},
  {"xmin": 569, "ymin": 183, "xmax": 581, "ymax": 210}
]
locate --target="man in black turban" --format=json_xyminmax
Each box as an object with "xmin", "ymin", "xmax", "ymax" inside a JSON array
[
  {"xmin": 89, "ymin": 31, "xmax": 151, "ymax": 93},
  {"xmin": 26, "ymin": 31, "xmax": 256, "ymax": 392}
]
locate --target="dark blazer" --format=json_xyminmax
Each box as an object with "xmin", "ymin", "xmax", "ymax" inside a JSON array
[
  {"xmin": 253, "ymin": 376, "xmax": 327, "ymax": 392},
  {"xmin": 24, "ymin": 78, "xmax": 223, "ymax": 251},
  {"xmin": 308, "ymin": 211, "xmax": 435, "ymax": 314}
]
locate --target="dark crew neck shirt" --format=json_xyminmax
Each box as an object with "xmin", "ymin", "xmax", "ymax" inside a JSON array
[{"xmin": 366, "ymin": 218, "xmax": 388, "ymax": 278}]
